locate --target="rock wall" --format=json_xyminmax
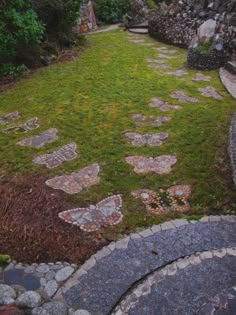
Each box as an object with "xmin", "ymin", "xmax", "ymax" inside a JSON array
[{"xmin": 148, "ymin": 0, "xmax": 236, "ymax": 61}]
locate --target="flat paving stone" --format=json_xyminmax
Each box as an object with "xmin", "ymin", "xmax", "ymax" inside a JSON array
[
  {"xmin": 166, "ymin": 70, "xmax": 188, "ymax": 77},
  {"xmin": 198, "ymin": 86, "xmax": 223, "ymax": 99},
  {"xmin": 148, "ymin": 64, "xmax": 171, "ymax": 70},
  {"xmin": 171, "ymin": 90, "xmax": 199, "ymax": 103},
  {"xmin": 3, "ymin": 117, "xmax": 39, "ymax": 133},
  {"xmin": 158, "ymin": 53, "xmax": 177, "ymax": 59},
  {"xmin": 145, "ymin": 59, "xmax": 165, "ymax": 64},
  {"xmin": 124, "ymin": 132, "xmax": 168, "ymax": 147},
  {"xmin": 62, "ymin": 217, "xmax": 236, "ymax": 315},
  {"xmin": 0, "ymin": 111, "xmax": 21, "ymax": 125},
  {"xmin": 113, "ymin": 253, "xmax": 236, "ymax": 315},
  {"xmin": 125, "ymin": 155, "xmax": 177, "ymax": 175},
  {"xmin": 17, "ymin": 128, "xmax": 58, "ymax": 148},
  {"xmin": 149, "ymin": 98, "xmax": 182, "ymax": 111},
  {"xmin": 32, "ymin": 143, "xmax": 78, "ymax": 168},
  {"xmin": 46, "ymin": 163, "xmax": 100, "ymax": 194},
  {"xmin": 131, "ymin": 114, "xmax": 171, "ymax": 127},
  {"xmin": 192, "ymin": 72, "xmax": 212, "ymax": 82},
  {"xmin": 131, "ymin": 185, "xmax": 191, "ymax": 214},
  {"xmin": 58, "ymin": 195, "xmax": 123, "ymax": 232}
]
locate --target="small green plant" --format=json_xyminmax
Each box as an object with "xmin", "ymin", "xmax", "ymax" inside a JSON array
[
  {"xmin": 93, "ymin": 0, "xmax": 130, "ymax": 24},
  {"xmin": 198, "ymin": 41, "xmax": 213, "ymax": 53},
  {"xmin": 0, "ymin": 63, "xmax": 27, "ymax": 80},
  {"xmin": 0, "ymin": 254, "xmax": 11, "ymax": 267},
  {"xmin": 147, "ymin": 0, "xmax": 158, "ymax": 9}
]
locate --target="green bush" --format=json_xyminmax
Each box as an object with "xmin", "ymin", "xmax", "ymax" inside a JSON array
[
  {"xmin": 33, "ymin": 0, "xmax": 82, "ymax": 46},
  {"xmin": 0, "ymin": 0, "xmax": 44, "ymax": 68},
  {"xmin": 93, "ymin": 0, "xmax": 130, "ymax": 24},
  {"xmin": 0, "ymin": 254, "xmax": 11, "ymax": 267}
]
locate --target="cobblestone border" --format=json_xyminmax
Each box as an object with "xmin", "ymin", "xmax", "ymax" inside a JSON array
[
  {"xmin": 59, "ymin": 215, "xmax": 236, "ymax": 314},
  {"xmin": 229, "ymin": 113, "xmax": 236, "ymax": 185},
  {"xmin": 112, "ymin": 247, "xmax": 236, "ymax": 314}
]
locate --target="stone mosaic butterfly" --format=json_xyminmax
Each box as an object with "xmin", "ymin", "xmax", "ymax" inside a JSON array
[
  {"xmin": 33, "ymin": 143, "xmax": 78, "ymax": 168},
  {"xmin": 132, "ymin": 185, "xmax": 191, "ymax": 215},
  {"xmin": 4, "ymin": 117, "xmax": 39, "ymax": 133},
  {"xmin": 0, "ymin": 111, "xmax": 21, "ymax": 125},
  {"xmin": 125, "ymin": 155, "xmax": 177, "ymax": 175},
  {"xmin": 46, "ymin": 163, "xmax": 100, "ymax": 194},
  {"xmin": 17, "ymin": 128, "xmax": 58, "ymax": 148},
  {"xmin": 125, "ymin": 132, "xmax": 168, "ymax": 147},
  {"xmin": 59, "ymin": 195, "xmax": 123, "ymax": 232},
  {"xmin": 149, "ymin": 98, "xmax": 182, "ymax": 111}
]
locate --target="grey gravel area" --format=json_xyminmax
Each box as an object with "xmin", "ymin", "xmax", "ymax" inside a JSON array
[
  {"xmin": 62, "ymin": 216, "xmax": 236, "ymax": 315},
  {"xmin": 113, "ymin": 249, "xmax": 236, "ymax": 315},
  {"xmin": 229, "ymin": 113, "xmax": 236, "ymax": 185}
]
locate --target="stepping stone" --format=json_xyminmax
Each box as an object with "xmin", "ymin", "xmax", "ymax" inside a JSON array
[
  {"xmin": 192, "ymin": 72, "xmax": 211, "ymax": 82},
  {"xmin": 132, "ymin": 185, "xmax": 191, "ymax": 215},
  {"xmin": 166, "ymin": 70, "xmax": 188, "ymax": 77},
  {"xmin": 129, "ymin": 39, "xmax": 145, "ymax": 43},
  {"xmin": 125, "ymin": 155, "xmax": 177, "ymax": 175},
  {"xmin": 139, "ymin": 43, "xmax": 155, "ymax": 46},
  {"xmin": 125, "ymin": 132, "xmax": 168, "ymax": 146},
  {"xmin": 46, "ymin": 163, "xmax": 100, "ymax": 194},
  {"xmin": 59, "ymin": 195, "xmax": 123, "ymax": 232},
  {"xmin": 148, "ymin": 64, "xmax": 171, "ymax": 70},
  {"xmin": 155, "ymin": 47, "xmax": 168, "ymax": 51},
  {"xmin": 0, "ymin": 111, "xmax": 21, "ymax": 125},
  {"xmin": 166, "ymin": 49, "xmax": 177, "ymax": 54},
  {"xmin": 128, "ymin": 28, "xmax": 148, "ymax": 34},
  {"xmin": 131, "ymin": 114, "xmax": 172, "ymax": 127},
  {"xmin": 3, "ymin": 117, "xmax": 39, "ymax": 133},
  {"xmin": 198, "ymin": 86, "xmax": 223, "ymax": 99},
  {"xmin": 149, "ymin": 98, "xmax": 182, "ymax": 111},
  {"xmin": 32, "ymin": 143, "xmax": 78, "ymax": 169},
  {"xmin": 17, "ymin": 128, "xmax": 58, "ymax": 148},
  {"xmin": 158, "ymin": 54, "xmax": 177, "ymax": 59},
  {"xmin": 146, "ymin": 59, "xmax": 165, "ymax": 64},
  {"xmin": 171, "ymin": 90, "xmax": 199, "ymax": 103}
]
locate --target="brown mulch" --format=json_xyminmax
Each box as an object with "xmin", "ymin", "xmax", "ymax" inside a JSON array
[{"xmin": 0, "ymin": 174, "xmax": 107, "ymax": 264}]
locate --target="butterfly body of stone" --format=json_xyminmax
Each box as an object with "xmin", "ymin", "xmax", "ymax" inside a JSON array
[
  {"xmin": 132, "ymin": 185, "xmax": 191, "ymax": 215},
  {"xmin": 33, "ymin": 143, "xmax": 78, "ymax": 168},
  {"xmin": 46, "ymin": 163, "xmax": 100, "ymax": 194},
  {"xmin": 59, "ymin": 195, "xmax": 123, "ymax": 232}
]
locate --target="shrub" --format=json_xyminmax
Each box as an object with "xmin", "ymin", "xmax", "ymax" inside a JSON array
[
  {"xmin": 93, "ymin": 0, "xmax": 130, "ymax": 24},
  {"xmin": 0, "ymin": 0, "xmax": 44, "ymax": 68},
  {"xmin": 32, "ymin": 0, "xmax": 82, "ymax": 46}
]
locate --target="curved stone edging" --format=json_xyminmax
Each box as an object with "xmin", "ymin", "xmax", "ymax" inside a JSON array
[
  {"xmin": 58, "ymin": 216, "xmax": 236, "ymax": 315},
  {"xmin": 229, "ymin": 113, "xmax": 236, "ymax": 185},
  {"xmin": 220, "ymin": 67, "xmax": 236, "ymax": 100},
  {"xmin": 112, "ymin": 248, "xmax": 236, "ymax": 314}
]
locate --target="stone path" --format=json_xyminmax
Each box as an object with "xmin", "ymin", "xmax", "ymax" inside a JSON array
[
  {"xmin": 59, "ymin": 216, "xmax": 236, "ymax": 314},
  {"xmin": 171, "ymin": 90, "xmax": 199, "ymax": 103},
  {"xmin": 131, "ymin": 114, "xmax": 171, "ymax": 127},
  {"xmin": 149, "ymin": 98, "xmax": 182, "ymax": 111},
  {"xmin": 192, "ymin": 72, "xmax": 212, "ymax": 82}
]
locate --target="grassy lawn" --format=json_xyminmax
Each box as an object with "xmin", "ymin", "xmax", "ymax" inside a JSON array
[{"xmin": 0, "ymin": 29, "xmax": 236, "ymax": 241}]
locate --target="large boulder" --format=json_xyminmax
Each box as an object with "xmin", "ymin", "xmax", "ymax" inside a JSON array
[{"xmin": 197, "ymin": 18, "xmax": 216, "ymax": 43}]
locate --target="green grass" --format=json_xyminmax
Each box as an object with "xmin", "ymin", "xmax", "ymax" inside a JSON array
[{"xmin": 0, "ymin": 30, "xmax": 236, "ymax": 239}]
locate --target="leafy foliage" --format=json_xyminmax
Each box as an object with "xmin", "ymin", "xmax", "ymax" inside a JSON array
[
  {"xmin": 0, "ymin": 0, "xmax": 44, "ymax": 69},
  {"xmin": 32, "ymin": 0, "xmax": 82, "ymax": 46},
  {"xmin": 93, "ymin": 0, "xmax": 130, "ymax": 24}
]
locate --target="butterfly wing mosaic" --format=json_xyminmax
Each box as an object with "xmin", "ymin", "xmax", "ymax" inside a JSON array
[
  {"xmin": 46, "ymin": 163, "xmax": 100, "ymax": 194},
  {"xmin": 3, "ymin": 117, "xmax": 39, "ymax": 133},
  {"xmin": 33, "ymin": 143, "xmax": 78, "ymax": 168},
  {"xmin": 125, "ymin": 155, "xmax": 177, "ymax": 174},
  {"xmin": 132, "ymin": 185, "xmax": 191, "ymax": 215},
  {"xmin": 59, "ymin": 195, "xmax": 123, "ymax": 232},
  {"xmin": 0, "ymin": 111, "xmax": 21, "ymax": 125}
]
